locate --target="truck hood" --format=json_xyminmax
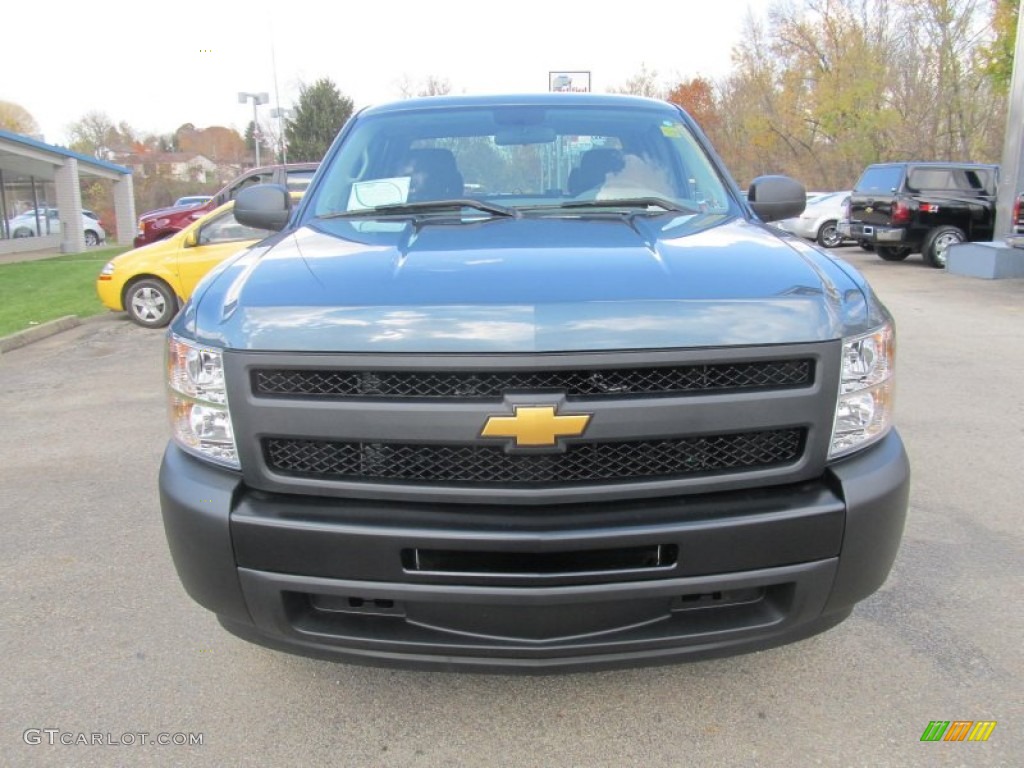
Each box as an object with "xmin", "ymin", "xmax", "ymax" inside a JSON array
[{"xmin": 184, "ymin": 213, "xmax": 884, "ymax": 352}]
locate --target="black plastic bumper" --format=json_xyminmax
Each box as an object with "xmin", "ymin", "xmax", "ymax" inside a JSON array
[{"xmin": 159, "ymin": 431, "xmax": 909, "ymax": 672}]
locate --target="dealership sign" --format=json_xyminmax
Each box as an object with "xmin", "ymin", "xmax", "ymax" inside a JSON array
[{"xmin": 549, "ymin": 72, "xmax": 591, "ymax": 93}]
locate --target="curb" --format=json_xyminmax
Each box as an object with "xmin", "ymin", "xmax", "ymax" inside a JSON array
[{"xmin": 0, "ymin": 315, "xmax": 81, "ymax": 354}]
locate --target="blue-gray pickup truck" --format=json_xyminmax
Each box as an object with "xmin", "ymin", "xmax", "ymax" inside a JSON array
[{"xmin": 159, "ymin": 93, "xmax": 909, "ymax": 672}]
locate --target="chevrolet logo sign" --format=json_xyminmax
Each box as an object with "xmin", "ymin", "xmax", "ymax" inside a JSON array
[{"xmin": 480, "ymin": 405, "xmax": 592, "ymax": 447}]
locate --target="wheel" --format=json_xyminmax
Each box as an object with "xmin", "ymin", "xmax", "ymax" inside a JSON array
[
  {"xmin": 876, "ymin": 246, "xmax": 911, "ymax": 261},
  {"xmin": 13, "ymin": 228, "xmax": 33, "ymax": 238},
  {"xmin": 124, "ymin": 278, "xmax": 177, "ymax": 328},
  {"xmin": 816, "ymin": 221, "xmax": 843, "ymax": 248},
  {"xmin": 84, "ymin": 230, "xmax": 99, "ymax": 246},
  {"xmin": 922, "ymin": 226, "xmax": 965, "ymax": 269},
  {"xmin": 859, "ymin": 241, "xmax": 874, "ymax": 252}
]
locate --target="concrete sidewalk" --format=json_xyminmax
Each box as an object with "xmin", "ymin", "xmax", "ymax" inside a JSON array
[{"xmin": 0, "ymin": 247, "xmax": 89, "ymax": 265}]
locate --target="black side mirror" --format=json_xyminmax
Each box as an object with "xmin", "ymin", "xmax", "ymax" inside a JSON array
[
  {"xmin": 235, "ymin": 184, "xmax": 292, "ymax": 231},
  {"xmin": 747, "ymin": 175, "xmax": 806, "ymax": 222}
]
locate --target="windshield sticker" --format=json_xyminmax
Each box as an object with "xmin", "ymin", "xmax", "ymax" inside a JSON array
[
  {"xmin": 660, "ymin": 122, "xmax": 686, "ymax": 138},
  {"xmin": 347, "ymin": 177, "xmax": 410, "ymax": 210}
]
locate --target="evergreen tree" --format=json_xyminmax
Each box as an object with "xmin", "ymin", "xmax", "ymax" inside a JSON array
[{"xmin": 284, "ymin": 78, "xmax": 354, "ymax": 162}]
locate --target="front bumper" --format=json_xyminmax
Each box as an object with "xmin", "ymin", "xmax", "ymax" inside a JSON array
[
  {"xmin": 159, "ymin": 431, "xmax": 909, "ymax": 672},
  {"xmin": 95, "ymin": 276, "xmax": 123, "ymax": 311}
]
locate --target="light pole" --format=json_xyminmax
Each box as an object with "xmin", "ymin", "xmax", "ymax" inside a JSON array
[
  {"xmin": 270, "ymin": 107, "xmax": 294, "ymax": 164},
  {"xmin": 238, "ymin": 91, "xmax": 269, "ymax": 166}
]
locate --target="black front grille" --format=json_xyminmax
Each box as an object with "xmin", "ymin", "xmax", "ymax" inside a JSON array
[
  {"xmin": 252, "ymin": 360, "xmax": 813, "ymax": 400},
  {"xmin": 263, "ymin": 429, "xmax": 805, "ymax": 486}
]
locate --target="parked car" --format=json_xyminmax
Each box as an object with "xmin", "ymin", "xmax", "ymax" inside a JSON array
[
  {"xmin": 775, "ymin": 191, "xmax": 852, "ymax": 247},
  {"xmin": 134, "ymin": 162, "xmax": 318, "ymax": 247},
  {"xmin": 7, "ymin": 207, "xmax": 106, "ymax": 245},
  {"xmin": 98, "ymin": 202, "xmax": 273, "ymax": 328},
  {"xmin": 846, "ymin": 162, "xmax": 998, "ymax": 267},
  {"xmin": 173, "ymin": 195, "xmax": 213, "ymax": 208},
  {"xmin": 1014, "ymin": 191, "xmax": 1023, "ymax": 234}
]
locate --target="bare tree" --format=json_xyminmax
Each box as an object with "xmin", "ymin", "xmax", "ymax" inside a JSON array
[
  {"xmin": 395, "ymin": 74, "xmax": 453, "ymax": 98},
  {"xmin": 609, "ymin": 64, "xmax": 662, "ymax": 98}
]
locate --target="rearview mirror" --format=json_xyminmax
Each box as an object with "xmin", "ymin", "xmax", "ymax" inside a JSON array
[
  {"xmin": 235, "ymin": 184, "xmax": 291, "ymax": 231},
  {"xmin": 183, "ymin": 229, "xmax": 198, "ymax": 248},
  {"xmin": 747, "ymin": 175, "xmax": 806, "ymax": 222}
]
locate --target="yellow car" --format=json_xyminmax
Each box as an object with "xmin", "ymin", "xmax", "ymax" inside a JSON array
[{"xmin": 97, "ymin": 202, "xmax": 273, "ymax": 327}]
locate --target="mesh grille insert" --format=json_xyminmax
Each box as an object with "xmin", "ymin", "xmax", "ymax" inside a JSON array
[
  {"xmin": 263, "ymin": 429, "xmax": 804, "ymax": 486},
  {"xmin": 253, "ymin": 360, "xmax": 813, "ymax": 400}
]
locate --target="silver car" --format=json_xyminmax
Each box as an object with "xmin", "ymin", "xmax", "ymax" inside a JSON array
[
  {"xmin": 775, "ymin": 191, "xmax": 851, "ymax": 248},
  {"xmin": 6, "ymin": 207, "xmax": 106, "ymax": 245}
]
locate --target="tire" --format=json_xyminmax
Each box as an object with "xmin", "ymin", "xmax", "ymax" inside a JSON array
[
  {"xmin": 876, "ymin": 246, "xmax": 912, "ymax": 261},
  {"xmin": 124, "ymin": 278, "xmax": 177, "ymax": 328},
  {"xmin": 816, "ymin": 221, "xmax": 843, "ymax": 248},
  {"xmin": 13, "ymin": 228, "xmax": 33, "ymax": 238},
  {"xmin": 859, "ymin": 241, "xmax": 874, "ymax": 252},
  {"xmin": 84, "ymin": 230, "xmax": 99, "ymax": 246},
  {"xmin": 922, "ymin": 226, "xmax": 965, "ymax": 269}
]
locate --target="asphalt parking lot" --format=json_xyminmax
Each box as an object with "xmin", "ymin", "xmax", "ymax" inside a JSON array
[{"xmin": 1, "ymin": 245, "xmax": 1022, "ymax": 767}]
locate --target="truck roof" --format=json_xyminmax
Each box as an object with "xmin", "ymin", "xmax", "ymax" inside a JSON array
[{"xmin": 361, "ymin": 92, "xmax": 678, "ymax": 116}]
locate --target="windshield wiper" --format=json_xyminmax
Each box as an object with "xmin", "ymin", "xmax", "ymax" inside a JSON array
[
  {"xmin": 523, "ymin": 197, "xmax": 700, "ymax": 214},
  {"xmin": 320, "ymin": 199, "xmax": 520, "ymax": 220}
]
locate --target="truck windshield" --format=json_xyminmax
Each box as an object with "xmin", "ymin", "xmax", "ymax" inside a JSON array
[{"xmin": 308, "ymin": 104, "xmax": 734, "ymax": 218}]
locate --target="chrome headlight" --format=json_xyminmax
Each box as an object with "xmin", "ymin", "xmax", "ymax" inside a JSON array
[
  {"xmin": 830, "ymin": 324, "xmax": 895, "ymax": 458},
  {"xmin": 166, "ymin": 335, "xmax": 238, "ymax": 468}
]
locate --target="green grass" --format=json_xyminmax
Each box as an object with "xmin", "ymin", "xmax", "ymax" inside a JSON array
[{"xmin": 0, "ymin": 246, "xmax": 131, "ymax": 337}]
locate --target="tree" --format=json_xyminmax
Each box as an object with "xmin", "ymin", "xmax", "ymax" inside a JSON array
[
  {"xmin": 665, "ymin": 77, "xmax": 721, "ymax": 135},
  {"xmin": 0, "ymin": 101, "xmax": 39, "ymax": 136},
  {"xmin": 609, "ymin": 64, "xmax": 662, "ymax": 98},
  {"xmin": 396, "ymin": 74, "xmax": 453, "ymax": 98},
  {"xmin": 244, "ymin": 121, "xmax": 273, "ymax": 165},
  {"xmin": 284, "ymin": 78, "xmax": 354, "ymax": 162},
  {"xmin": 67, "ymin": 112, "xmax": 135, "ymax": 159},
  {"xmin": 177, "ymin": 125, "xmax": 246, "ymax": 164},
  {"xmin": 979, "ymin": 0, "xmax": 1019, "ymax": 93},
  {"xmin": 712, "ymin": 0, "xmax": 1004, "ymax": 190}
]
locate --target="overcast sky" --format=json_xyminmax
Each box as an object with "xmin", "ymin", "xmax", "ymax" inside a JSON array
[{"xmin": 3, "ymin": 0, "xmax": 772, "ymax": 147}]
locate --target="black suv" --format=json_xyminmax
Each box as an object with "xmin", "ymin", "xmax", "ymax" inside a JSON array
[{"xmin": 846, "ymin": 162, "xmax": 998, "ymax": 267}]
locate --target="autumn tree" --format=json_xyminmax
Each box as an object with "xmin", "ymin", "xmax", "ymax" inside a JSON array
[
  {"xmin": 665, "ymin": 77, "xmax": 721, "ymax": 136},
  {"xmin": 284, "ymin": 78, "xmax": 355, "ymax": 162},
  {"xmin": 714, "ymin": 0, "xmax": 1005, "ymax": 190},
  {"xmin": 0, "ymin": 101, "xmax": 39, "ymax": 136},
  {"xmin": 978, "ymin": 0, "xmax": 1019, "ymax": 93},
  {"xmin": 176, "ymin": 125, "xmax": 245, "ymax": 164}
]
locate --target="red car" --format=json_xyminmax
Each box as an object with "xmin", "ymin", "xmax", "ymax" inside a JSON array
[{"xmin": 133, "ymin": 163, "xmax": 318, "ymax": 247}]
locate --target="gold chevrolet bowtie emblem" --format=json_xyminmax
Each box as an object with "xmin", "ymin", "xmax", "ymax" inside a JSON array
[{"xmin": 481, "ymin": 406, "xmax": 592, "ymax": 447}]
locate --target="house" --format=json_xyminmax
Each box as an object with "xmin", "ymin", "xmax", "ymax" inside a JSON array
[{"xmin": 122, "ymin": 152, "xmax": 218, "ymax": 183}]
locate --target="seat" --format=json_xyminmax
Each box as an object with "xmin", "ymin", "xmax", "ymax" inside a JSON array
[
  {"xmin": 400, "ymin": 148, "xmax": 464, "ymax": 201},
  {"xmin": 567, "ymin": 148, "xmax": 626, "ymax": 196}
]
